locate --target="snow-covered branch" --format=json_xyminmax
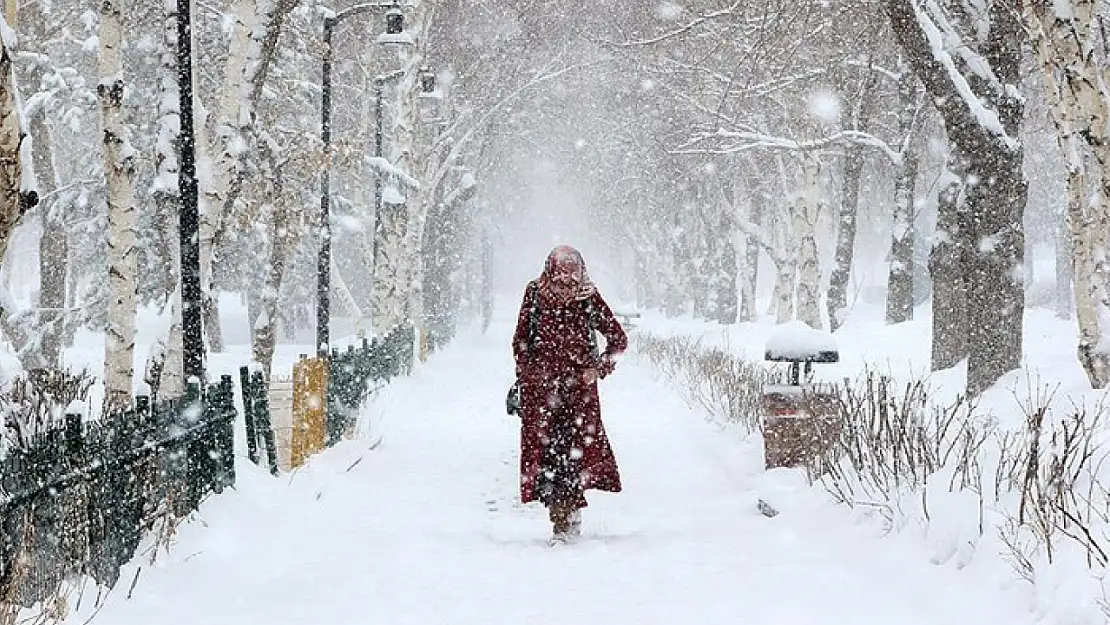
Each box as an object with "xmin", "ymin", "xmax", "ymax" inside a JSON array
[
  {"xmin": 909, "ymin": 0, "xmax": 1018, "ymax": 149},
  {"xmin": 365, "ymin": 156, "xmax": 420, "ymax": 190},
  {"xmin": 674, "ymin": 128, "xmax": 903, "ymax": 165},
  {"xmin": 610, "ymin": 1, "xmax": 744, "ymax": 47}
]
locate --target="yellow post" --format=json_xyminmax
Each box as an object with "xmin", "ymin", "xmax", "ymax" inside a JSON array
[
  {"xmin": 418, "ymin": 326, "xmax": 429, "ymax": 363},
  {"xmin": 290, "ymin": 356, "xmax": 328, "ymax": 469}
]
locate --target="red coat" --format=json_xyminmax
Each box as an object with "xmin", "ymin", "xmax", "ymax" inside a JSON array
[{"xmin": 512, "ymin": 281, "xmax": 628, "ymax": 505}]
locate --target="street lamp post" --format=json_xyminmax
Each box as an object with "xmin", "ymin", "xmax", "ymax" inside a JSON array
[
  {"xmin": 318, "ymin": 1, "xmax": 405, "ymax": 357},
  {"xmin": 370, "ymin": 69, "xmax": 403, "ymax": 274},
  {"xmin": 177, "ymin": 0, "xmax": 204, "ymax": 384}
]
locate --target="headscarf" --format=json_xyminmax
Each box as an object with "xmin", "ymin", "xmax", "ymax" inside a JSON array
[{"xmin": 538, "ymin": 245, "xmax": 597, "ymax": 303}]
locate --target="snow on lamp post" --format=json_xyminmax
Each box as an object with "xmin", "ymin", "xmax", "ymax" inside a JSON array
[
  {"xmin": 417, "ymin": 66, "xmax": 442, "ymax": 125},
  {"xmin": 319, "ymin": 1, "xmax": 408, "ymax": 357}
]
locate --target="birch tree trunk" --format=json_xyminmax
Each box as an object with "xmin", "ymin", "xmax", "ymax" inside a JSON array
[
  {"xmin": 381, "ymin": 6, "xmax": 432, "ymax": 345},
  {"xmin": 196, "ymin": 0, "xmax": 252, "ymax": 354},
  {"xmin": 771, "ymin": 208, "xmax": 795, "ymax": 324},
  {"xmin": 146, "ymin": 0, "xmax": 183, "ymax": 398},
  {"xmin": 796, "ymin": 157, "xmax": 823, "ymax": 329},
  {"xmin": 739, "ymin": 191, "xmax": 762, "ymax": 322},
  {"xmin": 200, "ymin": 0, "xmax": 296, "ymax": 352},
  {"xmin": 0, "ymin": 21, "xmax": 28, "ymax": 274},
  {"xmin": 253, "ymin": 156, "xmax": 292, "ymax": 380},
  {"xmin": 1026, "ymin": 0, "xmax": 1110, "ymax": 387},
  {"xmin": 372, "ymin": 184, "xmax": 410, "ymax": 336},
  {"xmin": 98, "ymin": 0, "xmax": 138, "ymax": 412}
]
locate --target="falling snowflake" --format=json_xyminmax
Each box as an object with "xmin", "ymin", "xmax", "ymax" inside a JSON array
[
  {"xmin": 656, "ymin": 1, "xmax": 683, "ymax": 20},
  {"xmin": 807, "ymin": 90, "xmax": 840, "ymax": 123}
]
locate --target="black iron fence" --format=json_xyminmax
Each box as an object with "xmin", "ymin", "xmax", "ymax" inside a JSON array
[
  {"xmin": 0, "ymin": 376, "xmax": 236, "ymax": 607},
  {"xmin": 326, "ymin": 325, "xmax": 414, "ymax": 445},
  {"xmin": 0, "ymin": 324, "xmax": 419, "ymax": 609}
]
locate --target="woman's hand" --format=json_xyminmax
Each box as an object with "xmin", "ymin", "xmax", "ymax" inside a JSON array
[
  {"xmin": 597, "ymin": 354, "xmax": 616, "ymax": 378},
  {"xmin": 582, "ymin": 368, "xmax": 599, "ymax": 384}
]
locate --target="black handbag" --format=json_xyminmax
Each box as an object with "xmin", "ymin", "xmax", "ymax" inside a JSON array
[
  {"xmin": 506, "ymin": 380, "xmax": 522, "ymax": 415},
  {"xmin": 507, "ymin": 284, "xmax": 540, "ymax": 416}
]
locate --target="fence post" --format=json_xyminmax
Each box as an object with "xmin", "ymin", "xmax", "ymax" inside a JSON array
[
  {"xmin": 64, "ymin": 410, "xmax": 84, "ymax": 457},
  {"xmin": 213, "ymin": 375, "xmax": 236, "ymax": 492},
  {"xmin": 251, "ymin": 370, "xmax": 280, "ymax": 476},
  {"xmin": 239, "ymin": 365, "xmax": 259, "ymax": 465},
  {"xmin": 184, "ymin": 380, "xmax": 204, "ymax": 512},
  {"xmin": 291, "ymin": 356, "xmax": 328, "ymax": 467}
]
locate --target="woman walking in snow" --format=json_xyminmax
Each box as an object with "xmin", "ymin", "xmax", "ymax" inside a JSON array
[{"xmin": 511, "ymin": 245, "xmax": 627, "ymax": 542}]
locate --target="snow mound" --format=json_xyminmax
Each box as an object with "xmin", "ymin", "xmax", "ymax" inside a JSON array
[{"xmin": 764, "ymin": 321, "xmax": 839, "ymax": 362}]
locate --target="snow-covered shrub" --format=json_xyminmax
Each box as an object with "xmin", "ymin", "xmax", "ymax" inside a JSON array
[
  {"xmin": 816, "ymin": 371, "xmax": 987, "ymax": 522},
  {"xmin": 639, "ymin": 331, "xmax": 1110, "ymax": 619},
  {"xmin": 1, "ymin": 367, "xmax": 94, "ymax": 451},
  {"xmin": 635, "ymin": 333, "xmax": 775, "ymax": 432}
]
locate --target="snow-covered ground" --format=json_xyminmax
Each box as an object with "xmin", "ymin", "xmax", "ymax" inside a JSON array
[{"xmin": 60, "ymin": 310, "xmax": 1043, "ymax": 625}]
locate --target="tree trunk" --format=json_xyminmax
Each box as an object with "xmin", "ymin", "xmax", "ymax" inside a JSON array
[
  {"xmin": 0, "ymin": 27, "xmax": 28, "ymax": 274},
  {"xmin": 197, "ymin": 0, "xmax": 252, "ymax": 354},
  {"xmin": 372, "ymin": 187, "xmax": 410, "ymax": 336},
  {"xmin": 961, "ymin": 150, "xmax": 1027, "ymax": 396},
  {"xmin": 1027, "ymin": 0, "xmax": 1110, "ymax": 386},
  {"xmin": 1064, "ymin": 164, "xmax": 1110, "ymax": 386},
  {"xmin": 885, "ymin": 66, "xmax": 920, "ymax": 325},
  {"xmin": 30, "ymin": 104, "xmax": 65, "ymax": 367},
  {"xmin": 796, "ymin": 158, "xmax": 823, "ymax": 329},
  {"xmin": 480, "ymin": 229, "xmax": 492, "ymax": 333},
  {"xmin": 201, "ymin": 0, "xmax": 297, "ymax": 353},
  {"xmin": 828, "ymin": 146, "xmax": 864, "ymax": 331},
  {"xmin": 715, "ymin": 212, "xmax": 738, "ymax": 324},
  {"xmin": 828, "ymin": 76, "xmax": 874, "ymax": 332},
  {"xmin": 771, "ymin": 208, "xmax": 795, "ymax": 324},
  {"xmin": 1054, "ymin": 206, "xmax": 1072, "ymax": 320},
  {"xmin": 145, "ymin": 0, "xmax": 184, "ymax": 398},
  {"xmin": 739, "ymin": 192, "xmax": 762, "ymax": 322},
  {"xmin": 886, "ymin": 0, "xmax": 1026, "ymax": 395},
  {"xmin": 98, "ymin": 0, "xmax": 138, "ymax": 412},
  {"xmin": 21, "ymin": 4, "xmax": 66, "ymax": 368},
  {"xmin": 930, "ymin": 178, "xmax": 967, "ymax": 371}
]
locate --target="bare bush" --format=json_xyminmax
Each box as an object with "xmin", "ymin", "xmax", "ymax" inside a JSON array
[
  {"xmin": 638, "ymin": 330, "xmax": 1110, "ymax": 609},
  {"xmin": 634, "ymin": 333, "xmax": 773, "ymax": 432},
  {"xmin": 817, "ymin": 370, "xmax": 987, "ymax": 510},
  {"xmin": 1, "ymin": 367, "xmax": 95, "ymax": 450}
]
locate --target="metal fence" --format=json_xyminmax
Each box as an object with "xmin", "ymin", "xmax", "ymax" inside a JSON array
[
  {"xmin": 0, "ymin": 324, "xmax": 418, "ymax": 608},
  {"xmin": 326, "ymin": 325, "xmax": 414, "ymax": 445},
  {"xmin": 0, "ymin": 376, "xmax": 236, "ymax": 607}
]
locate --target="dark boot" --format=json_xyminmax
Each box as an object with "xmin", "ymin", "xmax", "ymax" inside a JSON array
[{"xmin": 549, "ymin": 501, "xmax": 572, "ymax": 539}]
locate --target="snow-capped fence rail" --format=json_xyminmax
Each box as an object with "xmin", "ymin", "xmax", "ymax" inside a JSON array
[{"xmin": 0, "ymin": 376, "xmax": 237, "ymax": 609}]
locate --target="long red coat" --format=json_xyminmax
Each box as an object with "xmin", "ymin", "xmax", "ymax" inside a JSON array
[{"xmin": 512, "ymin": 281, "xmax": 628, "ymax": 505}]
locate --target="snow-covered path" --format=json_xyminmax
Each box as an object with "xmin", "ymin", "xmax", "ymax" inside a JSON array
[{"xmin": 73, "ymin": 324, "xmax": 1037, "ymax": 625}]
